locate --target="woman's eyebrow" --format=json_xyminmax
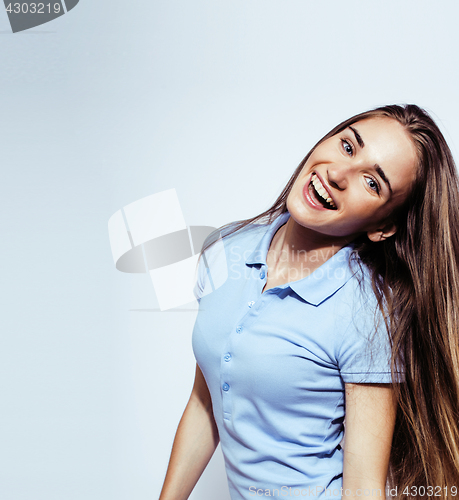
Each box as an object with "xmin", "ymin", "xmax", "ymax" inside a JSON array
[
  {"xmin": 349, "ymin": 126, "xmax": 365, "ymax": 148},
  {"xmin": 348, "ymin": 126, "xmax": 393, "ymax": 194},
  {"xmin": 375, "ymin": 165, "xmax": 393, "ymax": 194}
]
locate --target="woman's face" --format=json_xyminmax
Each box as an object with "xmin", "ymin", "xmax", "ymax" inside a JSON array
[{"xmin": 286, "ymin": 117, "xmax": 418, "ymax": 242}]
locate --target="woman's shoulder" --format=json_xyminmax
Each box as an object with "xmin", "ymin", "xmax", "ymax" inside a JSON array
[
  {"xmin": 334, "ymin": 253, "xmax": 383, "ymax": 326},
  {"xmin": 201, "ymin": 219, "xmax": 268, "ymax": 254},
  {"xmin": 193, "ymin": 220, "xmax": 268, "ymax": 300}
]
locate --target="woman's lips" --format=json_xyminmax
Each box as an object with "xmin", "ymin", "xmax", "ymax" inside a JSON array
[{"xmin": 302, "ymin": 174, "xmax": 330, "ymax": 211}]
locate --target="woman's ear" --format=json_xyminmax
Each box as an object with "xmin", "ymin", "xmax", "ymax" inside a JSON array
[{"xmin": 367, "ymin": 221, "xmax": 397, "ymax": 242}]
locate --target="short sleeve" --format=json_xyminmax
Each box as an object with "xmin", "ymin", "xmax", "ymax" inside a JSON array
[{"xmin": 338, "ymin": 297, "xmax": 394, "ymax": 384}]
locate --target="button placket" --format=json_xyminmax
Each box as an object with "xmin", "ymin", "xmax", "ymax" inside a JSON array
[
  {"xmin": 256, "ymin": 264, "xmax": 267, "ymax": 295},
  {"xmin": 220, "ymin": 269, "xmax": 262, "ymax": 422},
  {"xmin": 221, "ymin": 367, "xmax": 233, "ymax": 420},
  {"xmin": 221, "ymin": 335, "xmax": 236, "ymax": 420}
]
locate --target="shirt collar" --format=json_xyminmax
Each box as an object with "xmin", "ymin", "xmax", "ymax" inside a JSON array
[
  {"xmin": 245, "ymin": 211, "xmax": 357, "ymax": 306},
  {"xmin": 245, "ymin": 212, "xmax": 290, "ymax": 267}
]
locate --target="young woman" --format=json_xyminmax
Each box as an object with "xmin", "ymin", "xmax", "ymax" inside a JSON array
[{"xmin": 159, "ymin": 104, "xmax": 459, "ymax": 499}]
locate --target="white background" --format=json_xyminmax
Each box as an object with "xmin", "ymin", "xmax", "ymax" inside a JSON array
[{"xmin": 1, "ymin": 1, "xmax": 459, "ymax": 499}]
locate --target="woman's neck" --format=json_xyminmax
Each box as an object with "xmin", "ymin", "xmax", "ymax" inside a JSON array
[{"xmin": 266, "ymin": 217, "xmax": 354, "ymax": 282}]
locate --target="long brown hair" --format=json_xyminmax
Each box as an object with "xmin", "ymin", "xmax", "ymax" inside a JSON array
[{"xmin": 204, "ymin": 104, "xmax": 459, "ymax": 497}]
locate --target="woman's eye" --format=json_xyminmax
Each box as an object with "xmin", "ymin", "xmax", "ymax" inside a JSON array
[
  {"xmin": 341, "ymin": 139, "xmax": 353, "ymax": 156},
  {"xmin": 365, "ymin": 176, "xmax": 380, "ymax": 194}
]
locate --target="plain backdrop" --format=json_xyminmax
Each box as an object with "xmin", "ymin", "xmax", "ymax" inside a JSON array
[{"xmin": 1, "ymin": 1, "xmax": 459, "ymax": 499}]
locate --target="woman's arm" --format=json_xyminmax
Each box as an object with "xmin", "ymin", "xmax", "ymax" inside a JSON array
[
  {"xmin": 159, "ymin": 363, "xmax": 220, "ymax": 500},
  {"xmin": 342, "ymin": 383, "xmax": 397, "ymax": 499}
]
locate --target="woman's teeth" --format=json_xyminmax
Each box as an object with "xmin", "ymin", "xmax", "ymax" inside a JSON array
[{"xmin": 311, "ymin": 174, "xmax": 336, "ymax": 208}]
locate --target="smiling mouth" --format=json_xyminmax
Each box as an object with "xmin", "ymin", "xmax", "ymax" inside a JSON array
[{"xmin": 309, "ymin": 173, "xmax": 337, "ymax": 210}]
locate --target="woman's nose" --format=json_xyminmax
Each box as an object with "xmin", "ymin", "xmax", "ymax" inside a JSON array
[{"xmin": 327, "ymin": 162, "xmax": 351, "ymax": 190}]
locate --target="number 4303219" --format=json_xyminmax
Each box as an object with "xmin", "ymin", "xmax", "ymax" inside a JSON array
[{"xmin": 5, "ymin": 3, "xmax": 61, "ymax": 14}]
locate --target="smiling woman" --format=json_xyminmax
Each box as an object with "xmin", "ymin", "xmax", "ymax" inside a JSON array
[
  {"xmin": 287, "ymin": 117, "xmax": 417, "ymax": 245},
  {"xmin": 159, "ymin": 104, "xmax": 459, "ymax": 500}
]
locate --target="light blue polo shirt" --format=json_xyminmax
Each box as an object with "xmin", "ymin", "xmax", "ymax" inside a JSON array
[{"xmin": 192, "ymin": 212, "xmax": 393, "ymax": 500}]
